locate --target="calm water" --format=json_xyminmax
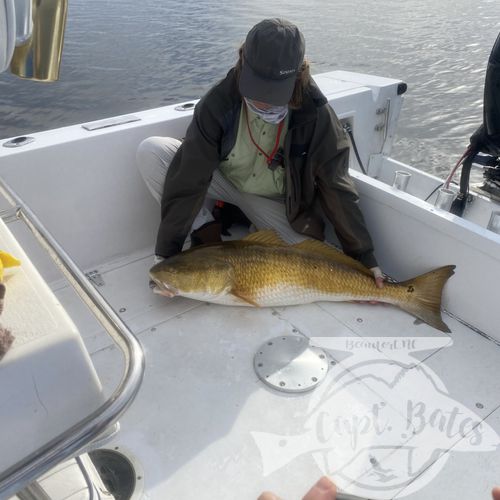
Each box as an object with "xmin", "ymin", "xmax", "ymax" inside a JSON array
[{"xmin": 1, "ymin": 0, "xmax": 500, "ymax": 180}]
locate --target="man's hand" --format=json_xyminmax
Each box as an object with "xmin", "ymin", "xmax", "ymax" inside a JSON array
[
  {"xmin": 349, "ymin": 266, "xmax": 385, "ymax": 304},
  {"xmin": 492, "ymin": 486, "xmax": 500, "ymax": 500},
  {"xmin": 370, "ymin": 266, "xmax": 384, "ymax": 289},
  {"xmin": 258, "ymin": 476, "xmax": 337, "ymax": 500},
  {"xmin": 258, "ymin": 475, "xmax": 500, "ymax": 499}
]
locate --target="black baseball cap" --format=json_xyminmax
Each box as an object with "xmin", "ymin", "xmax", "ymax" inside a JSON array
[{"xmin": 239, "ymin": 19, "xmax": 305, "ymax": 106}]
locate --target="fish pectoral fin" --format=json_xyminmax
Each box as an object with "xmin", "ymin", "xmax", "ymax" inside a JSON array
[
  {"xmin": 230, "ymin": 289, "xmax": 261, "ymax": 307},
  {"xmin": 242, "ymin": 230, "xmax": 288, "ymax": 247},
  {"xmin": 291, "ymin": 240, "xmax": 373, "ymax": 277}
]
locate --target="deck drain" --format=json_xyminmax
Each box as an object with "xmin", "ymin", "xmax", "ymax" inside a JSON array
[
  {"xmin": 89, "ymin": 448, "xmax": 141, "ymax": 500},
  {"xmin": 254, "ymin": 335, "xmax": 329, "ymax": 393}
]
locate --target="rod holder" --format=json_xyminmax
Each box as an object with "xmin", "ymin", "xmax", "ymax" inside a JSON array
[
  {"xmin": 434, "ymin": 187, "xmax": 456, "ymax": 212},
  {"xmin": 487, "ymin": 211, "xmax": 500, "ymax": 234},
  {"xmin": 392, "ymin": 170, "xmax": 411, "ymax": 192}
]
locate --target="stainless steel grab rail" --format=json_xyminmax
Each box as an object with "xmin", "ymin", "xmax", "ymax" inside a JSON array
[{"xmin": 0, "ymin": 178, "xmax": 145, "ymax": 499}]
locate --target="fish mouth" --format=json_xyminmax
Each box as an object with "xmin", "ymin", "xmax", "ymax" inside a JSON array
[{"xmin": 151, "ymin": 279, "xmax": 178, "ymax": 298}]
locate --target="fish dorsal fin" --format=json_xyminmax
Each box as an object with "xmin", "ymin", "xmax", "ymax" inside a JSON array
[
  {"xmin": 291, "ymin": 239, "xmax": 373, "ymax": 277},
  {"xmin": 242, "ymin": 230, "xmax": 288, "ymax": 246}
]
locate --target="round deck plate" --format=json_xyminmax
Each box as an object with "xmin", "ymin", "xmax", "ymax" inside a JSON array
[{"xmin": 254, "ymin": 335, "xmax": 329, "ymax": 393}]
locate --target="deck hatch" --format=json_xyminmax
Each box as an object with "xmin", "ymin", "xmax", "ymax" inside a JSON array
[{"xmin": 254, "ymin": 335, "xmax": 329, "ymax": 393}]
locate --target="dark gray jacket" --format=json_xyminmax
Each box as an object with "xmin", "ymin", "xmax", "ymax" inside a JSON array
[{"xmin": 155, "ymin": 68, "xmax": 377, "ymax": 268}]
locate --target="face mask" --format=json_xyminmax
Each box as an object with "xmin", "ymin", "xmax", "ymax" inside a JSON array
[{"xmin": 244, "ymin": 98, "xmax": 288, "ymax": 124}]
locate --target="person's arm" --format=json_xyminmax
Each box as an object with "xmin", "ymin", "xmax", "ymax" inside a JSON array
[
  {"xmin": 313, "ymin": 106, "xmax": 379, "ymax": 272},
  {"xmin": 155, "ymin": 94, "xmax": 223, "ymax": 258}
]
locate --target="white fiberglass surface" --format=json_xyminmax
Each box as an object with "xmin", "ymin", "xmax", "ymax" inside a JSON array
[{"xmin": 49, "ymin": 251, "xmax": 500, "ymax": 500}]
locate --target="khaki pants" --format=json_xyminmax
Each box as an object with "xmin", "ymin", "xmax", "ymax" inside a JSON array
[{"xmin": 136, "ymin": 136, "xmax": 307, "ymax": 245}]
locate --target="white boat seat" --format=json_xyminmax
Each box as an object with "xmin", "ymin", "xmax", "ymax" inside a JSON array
[{"xmin": 0, "ymin": 218, "xmax": 107, "ymax": 477}]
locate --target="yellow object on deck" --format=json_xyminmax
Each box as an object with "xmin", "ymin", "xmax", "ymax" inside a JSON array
[{"xmin": 0, "ymin": 251, "xmax": 21, "ymax": 281}]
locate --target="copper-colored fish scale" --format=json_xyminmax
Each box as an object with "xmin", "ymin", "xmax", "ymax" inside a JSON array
[{"xmin": 190, "ymin": 242, "xmax": 403, "ymax": 306}]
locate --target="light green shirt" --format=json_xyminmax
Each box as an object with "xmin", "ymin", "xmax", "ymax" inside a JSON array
[{"xmin": 219, "ymin": 103, "xmax": 288, "ymax": 197}]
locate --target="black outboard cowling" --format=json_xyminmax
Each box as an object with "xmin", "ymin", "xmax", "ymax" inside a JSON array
[
  {"xmin": 470, "ymin": 33, "xmax": 500, "ymax": 156},
  {"xmin": 451, "ymin": 32, "xmax": 500, "ymax": 215},
  {"xmin": 483, "ymin": 33, "xmax": 500, "ymax": 151}
]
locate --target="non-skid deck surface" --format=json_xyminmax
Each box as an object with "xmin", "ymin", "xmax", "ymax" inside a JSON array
[{"xmin": 53, "ymin": 253, "xmax": 500, "ymax": 500}]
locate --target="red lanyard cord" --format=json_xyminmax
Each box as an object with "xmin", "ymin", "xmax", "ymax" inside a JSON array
[{"xmin": 244, "ymin": 104, "xmax": 285, "ymax": 166}]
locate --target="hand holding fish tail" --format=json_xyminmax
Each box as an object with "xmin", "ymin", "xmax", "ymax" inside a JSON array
[
  {"xmin": 350, "ymin": 266, "xmax": 385, "ymax": 304},
  {"xmin": 370, "ymin": 266, "xmax": 384, "ymax": 289}
]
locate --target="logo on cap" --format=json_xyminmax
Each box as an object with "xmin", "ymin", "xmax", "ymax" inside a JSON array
[{"xmin": 279, "ymin": 69, "xmax": 296, "ymax": 75}]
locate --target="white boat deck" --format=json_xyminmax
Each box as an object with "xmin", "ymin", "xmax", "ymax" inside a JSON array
[
  {"xmin": 29, "ymin": 233, "xmax": 500, "ymax": 499},
  {"xmin": 2, "ymin": 69, "xmax": 500, "ymax": 499}
]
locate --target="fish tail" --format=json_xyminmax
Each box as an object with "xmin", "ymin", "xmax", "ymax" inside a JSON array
[{"xmin": 398, "ymin": 265, "xmax": 456, "ymax": 333}]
